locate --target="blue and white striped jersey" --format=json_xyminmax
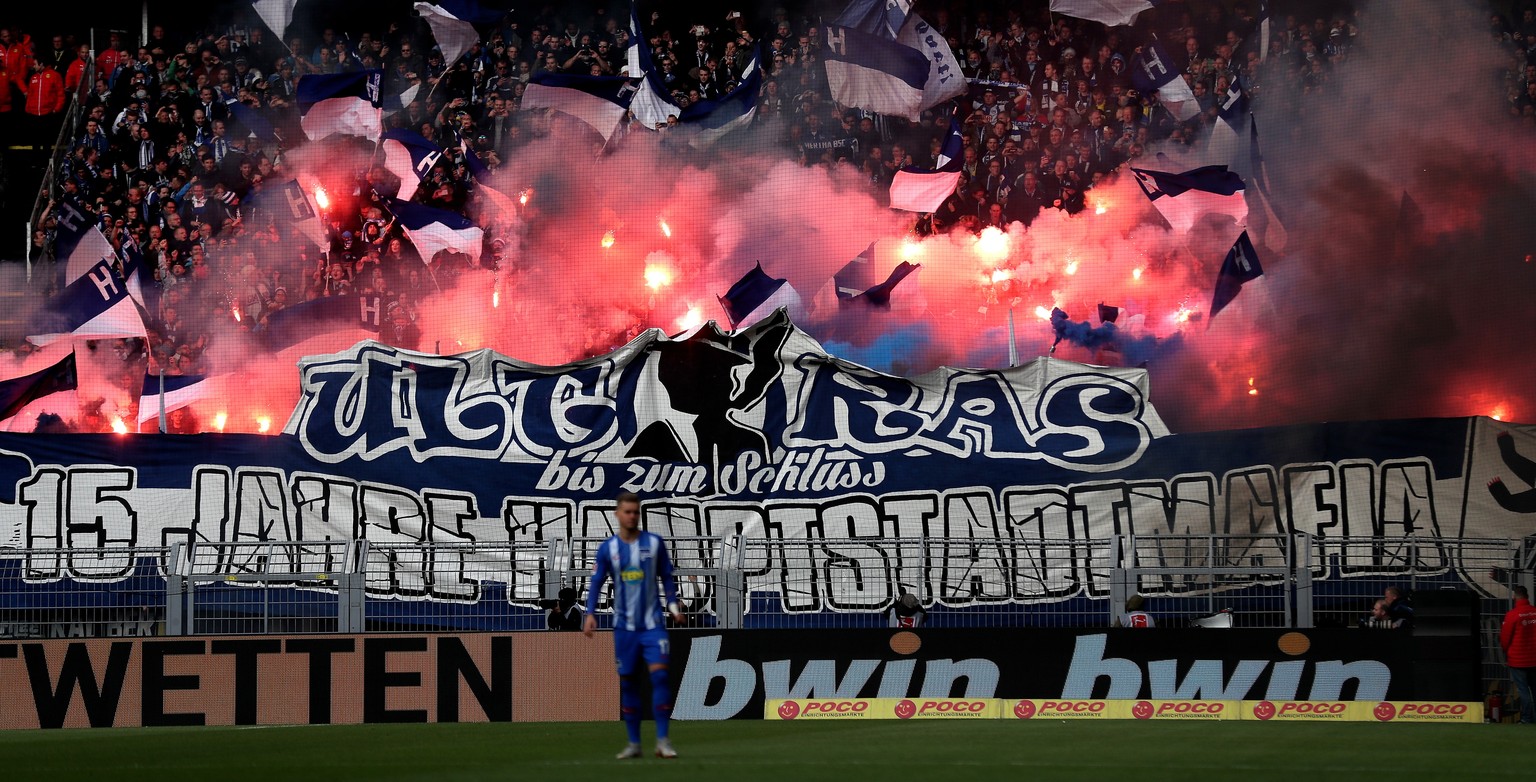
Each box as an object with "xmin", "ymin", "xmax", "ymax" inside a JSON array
[{"xmin": 585, "ymin": 531, "xmax": 679, "ymax": 632}]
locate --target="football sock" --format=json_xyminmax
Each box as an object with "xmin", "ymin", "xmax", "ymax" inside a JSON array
[
  {"xmin": 619, "ymin": 673, "xmax": 642, "ymax": 744},
  {"xmin": 650, "ymin": 667, "xmax": 672, "ymax": 740}
]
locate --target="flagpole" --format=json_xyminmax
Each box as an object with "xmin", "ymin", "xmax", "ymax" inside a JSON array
[
  {"xmin": 1006, "ymin": 305, "xmax": 1019, "ymax": 368},
  {"xmin": 157, "ymin": 368, "xmax": 167, "ymax": 433}
]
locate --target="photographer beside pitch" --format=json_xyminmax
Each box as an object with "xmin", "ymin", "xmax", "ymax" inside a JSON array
[{"xmin": 583, "ymin": 492, "xmax": 685, "ymax": 759}]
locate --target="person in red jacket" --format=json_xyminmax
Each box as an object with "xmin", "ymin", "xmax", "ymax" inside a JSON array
[
  {"xmin": 24, "ymin": 60, "xmax": 63, "ymax": 116},
  {"xmin": 1502, "ymin": 585, "xmax": 1536, "ymax": 724},
  {"xmin": 64, "ymin": 43, "xmax": 90, "ymax": 97},
  {"xmin": 0, "ymin": 28, "xmax": 34, "ymax": 91}
]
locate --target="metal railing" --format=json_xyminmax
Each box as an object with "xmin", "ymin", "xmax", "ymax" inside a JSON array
[
  {"xmin": 2, "ymin": 535, "xmax": 1529, "ymax": 686},
  {"xmin": 25, "ymin": 50, "xmax": 95, "ymax": 281},
  {"xmin": 166, "ymin": 541, "xmax": 366, "ymax": 635}
]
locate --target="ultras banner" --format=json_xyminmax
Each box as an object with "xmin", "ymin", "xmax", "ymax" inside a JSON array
[{"xmin": 0, "ymin": 311, "xmax": 1533, "ymax": 625}]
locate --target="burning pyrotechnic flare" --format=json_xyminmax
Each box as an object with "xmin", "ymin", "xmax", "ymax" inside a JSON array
[
  {"xmin": 111, "ymin": 418, "xmax": 128, "ymax": 435},
  {"xmin": 1492, "ymin": 403, "xmax": 1511, "ymax": 421},
  {"xmin": 232, "ymin": 307, "xmax": 242, "ymax": 322},
  {"xmin": 1174, "ymin": 304, "xmax": 1195, "ymax": 324},
  {"xmin": 644, "ymin": 264, "xmax": 673, "ymax": 291},
  {"xmin": 1035, "ymin": 305, "xmax": 1053, "ymax": 320},
  {"xmin": 676, "ymin": 306, "xmax": 703, "ymax": 331},
  {"xmin": 659, "ymin": 219, "xmax": 672, "ymax": 238},
  {"xmin": 518, "ymin": 189, "xmax": 530, "ymax": 206},
  {"xmin": 601, "ymin": 230, "xmax": 616, "ymax": 249},
  {"xmin": 1065, "ymin": 260, "xmax": 1079, "ymax": 275},
  {"xmin": 213, "ymin": 412, "xmax": 228, "ymax": 432},
  {"xmin": 1132, "ymin": 267, "xmax": 1143, "ymax": 281},
  {"xmin": 257, "ymin": 416, "xmax": 272, "ymax": 434},
  {"xmin": 900, "ymin": 237, "xmax": 923, "ymax": 260},
  {"xmin": 1248, "ymin": 378, "xmax": 1259, "ymax": 397},
  {"xmin": 313, "ymin": 187, "xmax": 330, "ymax": 211},
  {"xmin": 493, "ymin": 287, "xmax": 500, "ymax": 308},
  {"xmin": 990, "ymin": 268, "xmax": 1012, "ymax": 284},
  {"xmin": 975, "ymin": 226, "xmax": 1009, "ymax": 263}
]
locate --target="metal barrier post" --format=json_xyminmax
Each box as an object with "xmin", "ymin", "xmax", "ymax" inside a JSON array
[
  {"xmin": 166, "ymin": 542, "xmax": 185, "ymax": 635},
  {"xmin": 1108, "ymin": 534, "xmax": 1129, "ymax": 625},
  {"xmin": 716, "ymin": 533, "xmax": 745, "ymax": 629},
  {"xmin": 544, "ymin": 536, "xmax": 569, "ymax": 598},
  {"xmin": 1293, "ymin": 532, "xmax": 1314, "ymax": 628},
  {"xmin": 340, "ymin": 540, "xmax": 367, "ymax": 633}
]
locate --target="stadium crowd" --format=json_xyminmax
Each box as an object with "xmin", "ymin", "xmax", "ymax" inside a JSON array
[{"xmin": 5, "ymin": 1, "xmax": 1536, "ymax": 432}]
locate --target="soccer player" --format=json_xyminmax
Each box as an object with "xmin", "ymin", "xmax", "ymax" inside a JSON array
[{"xmin": 583, "ymin": 492, "xmax": 684, "ymax": 759}]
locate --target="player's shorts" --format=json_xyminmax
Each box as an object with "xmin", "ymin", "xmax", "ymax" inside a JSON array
[{"xmin": 613, "ymin": 627, "xmax": 670, "ymax": 675}]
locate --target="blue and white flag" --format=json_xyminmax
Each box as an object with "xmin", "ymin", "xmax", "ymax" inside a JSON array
[
  {"xmin": 681, "ymin": 51, "xmax": 761, "ymax": 148},
  {"xmin": 895, "ymin": 14, "xmax": 967, "ymax": 114},
  {"xmin": 250, "ymin": 178, "xmax": 331, "ymax": 247},
  {"xmin": 1131, "ymin": 164, "xmax": 1247, "ymax": 234},
  {"xmin": 889, "ymin": 116, "xmax": 963, "ymax": 212},
  {"xmin": 625, "ymin": 5, "xmax": 687, "ymax": 129},
  {"xmin": 0, "ymin": 352, "xmax": 77, "ymax": 425},
  {"xmin": 834, "ymin": 243, "xmax": 920, "ymax": 307},
  {"xmin": 137, "ymin": 373, "xmax": 216, "ymax": 424},
  {"xmin": 414, "ymin": 2, "xmax": 481, "ymax": 69},
  {"xmin": 1256, "ymin": 0, "xmax": 1272, "ymax": 62},
  {"xmin": 1208, "ymin": 71, "xmax": 1247, "ymax": 163},
  {"xmin": 380, "ymin": 129, "xmax": 444, "ymax": 202},
  {"xmin": 1217, "ymin": 71, "xmax": 1248, "ymax": 126},
  {"xmin": 834, "ymin": 0, "xmax": 914, "ymax": 39},
  {"xmin": 522, "ymin": 73, "xmax": 636, "ymax": 142},
  {"xmin": 1210, "ymin": 230, "xmax": 1263, "ymax": 319},
  {"xmin": 1131, "ymin": 40, "xmax": 1200, "ymax": 121},
  {"xmin": 29, "ymin": 260, "xmax": 146, "ymax": 346},
  {"xmin": 1244, "ymin": 118, "xmax": 1286, "ymax": 252},
  {"xmin": 251, "ymin": 0, "xmax": 299, "ymax": 36},
  {"xmin": 53, "ymin": 201, "xmax": 145, "ymax": 307},
  {"xmin": 390, "ymin": 199, "xmax": 483, "ymax": 266},
  {"xmin": 229, "ymin": 101, "xmax": 279, "ymax": 144},
  {"xmin": 1050, "ymin": 0, "xmax": 1167, "ymax": 27},
  {"xmin": 297, "ymin": 70, "xmax": 383, "ymax": 141},
  {"xmin": 718, "ymin": 263, "xmax": 801, "ymax": 330},
  {"xmin": 261, "ymin": 295, "xmax": 382, "ymax": 352},
  {"xmin": 823, "ymin": 23, "xmax": 932, "ymax": 121}
]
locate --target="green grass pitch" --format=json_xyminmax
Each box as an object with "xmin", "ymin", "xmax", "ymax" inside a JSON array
[{"xmin": 2, "ymin": 720, "xmax": 1531, "ymax": 781}]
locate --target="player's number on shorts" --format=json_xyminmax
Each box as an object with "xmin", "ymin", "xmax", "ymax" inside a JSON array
[{"xmin": 658, "ymin": 638, "xmax": 669, "ymax": 654}]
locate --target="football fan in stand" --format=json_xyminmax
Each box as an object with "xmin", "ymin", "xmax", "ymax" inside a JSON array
[{"xmin": 584, "ymin": 492, "xmax": 684, "ymax": 759}]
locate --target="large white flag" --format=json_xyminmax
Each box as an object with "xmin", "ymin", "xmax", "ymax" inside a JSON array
[{"xmin": 414, "ymin": 3, "xmax": 480, "ymax": 68}]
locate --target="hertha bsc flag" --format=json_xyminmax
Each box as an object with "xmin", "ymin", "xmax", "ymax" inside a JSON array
[
  {"xmin": 835, "ymin": 244, "xmax": 920, "ymax": 307},
  {"xmin": 0, "ymin": 352, "xmax": 77, "ymax": 424},
  {"xmin": 889, "ymin": 116, "xmax": 963, "ymax": 212},
  {"xmin": 1050, "ymin": 0, "xmax": 1167, "ymax": 27},
  {"xmin": 390, "ymin": 199, "xmax": 483, "ymax": 266},
  {"xmin": 137, "ymin": 373, "xmax": 214, "ymax": 424},
  {"xmin": 29, "ymin": 261, "xmax": 146, "ymax": 346},
  {"xmin": 682, "ymin": 52, "xmax": 761, "ymax": 148},
  {"xmin": 523, "ymin": 73, "xmax": 635, "ymax": 142},
  {"xmin": 718, "ymin": 263, "xmax": 801, "ymax": 330},
  {"xmin": 1210, "ymin": 231, "xmax": 1263, "ymax": 319},
  {"xmin": 1131, "ymin": 40, "xmax": 1199, "ymax": 121},
  {"xmin": 823, "ymin": 24, "xmax": 931, "ymax": 121},
  {"xmin": 1131, "ymin": 164, "xmax": 1247, "ymax": 234},
  {"xmin": 298, "ymin": 70, "xmax": 383, "ymax": 141},
  {"xmin": 380, "ymin": 129, "xmax": 444, "ymax": 201}
]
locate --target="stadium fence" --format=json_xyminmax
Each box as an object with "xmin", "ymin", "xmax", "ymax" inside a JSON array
[{"xmin": 1, "ymin": 533, "xmax": 1528, "ymax": 689}]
